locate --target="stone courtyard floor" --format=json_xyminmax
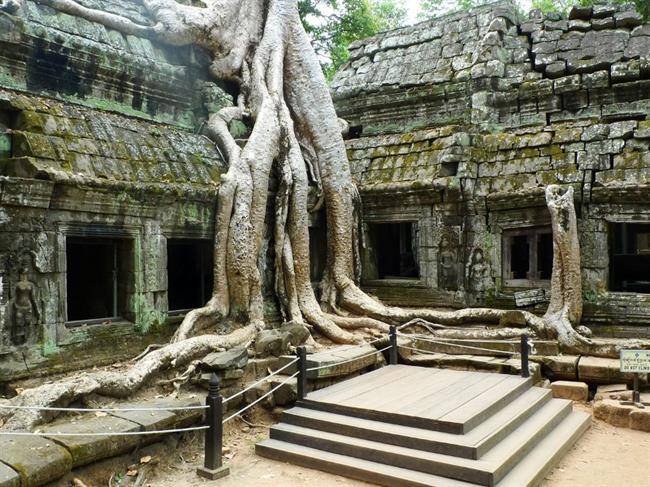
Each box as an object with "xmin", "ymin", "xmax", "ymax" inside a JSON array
[{"xmin": 53, "ymin": 402, "xmax": 648, "ymax": 487}]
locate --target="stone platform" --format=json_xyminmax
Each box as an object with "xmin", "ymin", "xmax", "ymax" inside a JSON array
[
  {"xmin": 0, "ymin": 398, "xmax": 203, "ymax": 486},
  {"xmin": 257, "ymin": 365, "xmax": 590, "ymax": 486}
]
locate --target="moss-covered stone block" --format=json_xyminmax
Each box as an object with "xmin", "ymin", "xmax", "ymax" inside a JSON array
[
  {"xmin": 0, "ymin": 436, "xmax": 72, "ymax": 486},
  {"xmin": 42, "ymin": 416, "xmax": 141, "ymax": 468},
  {"xmin": 0, "ymin": 463, "xmax": 19, "ymax": 487}
]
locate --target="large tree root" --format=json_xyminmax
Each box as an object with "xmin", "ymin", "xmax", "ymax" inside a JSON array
[{"xmin": 0, "ymin": 325, "xmax": 256, "ymax": 430}]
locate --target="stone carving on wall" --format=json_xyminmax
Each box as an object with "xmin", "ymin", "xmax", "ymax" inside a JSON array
[
  {"xmin": 468, "ymin": 247, "xmax": 489, "ymax": 292},
  {"xmin": 4, "ymin": 250, "xmax": 41, "ymax": 346},
  {"xmin": 438, "ymin": 229, "xmax": 460, "ymax": 291}
]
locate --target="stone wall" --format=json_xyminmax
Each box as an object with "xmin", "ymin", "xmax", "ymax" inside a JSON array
[
  {"xmin": 334, "ymin": 1, "xmax": 650, "ymax": 338},
  {"xmin": 0, "ymin": 0, "xmax": 235, "ymax": 380}
]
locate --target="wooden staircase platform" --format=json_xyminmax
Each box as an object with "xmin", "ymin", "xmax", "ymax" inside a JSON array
[{"xmin": 256, "ymin": 364, "xmax": 590, "ymax": 487}]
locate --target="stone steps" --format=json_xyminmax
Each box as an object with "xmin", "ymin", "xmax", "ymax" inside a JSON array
[{"xmin": 257, "ymin": 365, "xmax": 590, "ymax": 487}]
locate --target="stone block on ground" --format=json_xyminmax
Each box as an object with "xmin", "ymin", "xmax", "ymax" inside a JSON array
[
  {"xmin": 141, "ymin": 397, "xmax": 204, "ymax": 427},
  {"xmin": 594, "ymin": 383, "xmax": 628, "ymax": 401},
  {"xmin": 551, "ymin": 380, "xmax": 589, "ymax": 401},
  {"xmin": 0, "ymin": 436, "xmax": 72, "ymax": 486},
  {"xmin": 578, "ymin": 356, "xmax": 644, "ymax": 385},
  {"xmin": 108, "ymin": 403, "xmax": 177, "ymax": 432},
  {"xmin": 199, "ymin": 346, "xmax": 248, "ymax": 371},
  {"xmin": 629, "ymin": 409, "xmax": 650, "ymax": 432},
  {"xmin": 299, "ymin": 344, "xmax": 385, "ymax": 379},
  {"xmin": 0, "ymin": 462, "xmax": 19, "ymax": 487},
  {"xmin": 594, "ymin": 398, "xmax": 650, "ymax": 431},
  {"xmin": 537, "ymin": 355, "xmax": 579, "ymax": 381},
  {"xmin": 42, "ymin": 415, "xmax": 141, "ymax": 468}
]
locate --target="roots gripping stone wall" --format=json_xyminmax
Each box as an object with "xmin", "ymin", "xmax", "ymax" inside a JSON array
[{"xmin": 1, "ymin": 0, "xmax": 646, "ymax": 430}]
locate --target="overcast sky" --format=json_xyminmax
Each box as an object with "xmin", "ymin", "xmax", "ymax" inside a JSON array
[{"xmin": 402, "ymin": 0, "xmax": 534, "ymax": 24}]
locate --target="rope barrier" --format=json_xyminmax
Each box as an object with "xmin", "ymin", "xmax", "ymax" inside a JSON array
[
  {"xmin": 396, "ymin": 332, "xmax": 521, "ymax": 357},
  {"xmin": 306, "ymin": 345, "xmax": 392, "ymax": 372},
  {"xmin": 0, "ymin": 404, "xmax": 209, "ymax": 412},
  {"xmin": 0, "ymin": 425, "xmax": 210, "ymax": 437},
  {"xmin": 222, "ymin": 357, "xmax": 299, "ymax": 404},
  {"xmin": 222, "ymin": 371, "xmax": 299, "ymax": 424}
]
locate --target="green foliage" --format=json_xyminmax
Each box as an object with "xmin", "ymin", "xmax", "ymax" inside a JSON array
[
  {"xmin": 299, "ymin": 0, "xmax": 407, "ymax": 80},
  {"xmin": 418, "ymin": 0, "xmax": 648, "ymax": 21},
  {"xmin": 418, "ymin": 0, "xmax": 493, "ymax": 20},
  {"xmin": 531, "ymin": 0, "xmax": 648, "ymax": 18}
]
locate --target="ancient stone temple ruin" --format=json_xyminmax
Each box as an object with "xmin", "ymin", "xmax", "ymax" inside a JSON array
[
  {"xmin": 0, "ymin": 0, "xmax": 650, "ymax": 382},
  {"xmin": 332, "ymin": 1, "xmax": 650, "ymax": 334},
  {"xmin": 0, "ymin": 0, "xmax": 227, "ymax": 378}
]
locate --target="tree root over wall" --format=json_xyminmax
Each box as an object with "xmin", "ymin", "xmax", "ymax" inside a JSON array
[{"xmin": 1, "ymin": 0, "xmax": 649, "ymax": 430}]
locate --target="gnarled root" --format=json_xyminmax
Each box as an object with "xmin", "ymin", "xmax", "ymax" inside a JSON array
[{"xmin": 1, "ymin": 325, "xmax": 256, "ymax": 430}]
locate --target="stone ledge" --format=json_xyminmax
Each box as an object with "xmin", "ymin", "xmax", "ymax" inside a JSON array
[
  {"xmin": 594, "ymin": 398, "xmax": 650, "ymax": 432},
  {"xmin": 551, "ymin": 380, "xmax": 589, "ymax": 401},
  {"xmin": 0, "ymin": 398, "xmax": 203, "ymax": 486},
  {"xmin": 0, "ymin": 462, "xmax": 20, "ymax": 487},
  {"xmin": 42, "ymin": 416, "xmax": 142, "ymax": 468},
  {"xmin": 0, "ymin": 436, "xmax": 72, "ymax": 487}
]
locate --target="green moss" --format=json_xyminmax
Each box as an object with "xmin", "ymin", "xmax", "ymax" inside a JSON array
[{"xmin": 41, "ymin": 339, "xmax": 61, "ymax": 357}]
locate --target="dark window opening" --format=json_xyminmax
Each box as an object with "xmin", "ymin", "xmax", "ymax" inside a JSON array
[
  {"xmin": 537, "ymin": 232, "xmax": 553, "ymax": 280},
  {"xmin": 503, "ymin": 226, "xmax": 552, "ymax": 286},
  {"xmin": 510, "ymin": 235, "xmax": 529, "ymax": 279},
  {"xmin": 368, "ymin": 222, "xmax": 419, "ymax": 279},
  {"xmin": 66, "ymin": 237, "xmax": 132, "ymax": 323},
  {"xmin": 167, "ymin": 239, "xmax": 213, "ymax": 312},
  {"xmin": 440, "ymin": 161, "xmax": 459, "ymax": 177},
  {"xmin": 610, "ymin": 223, "xmax": 650, "ymax": 293},
  {"xmin": 348, "ymin": 125, "xmax": 363, "ymax": 139},
  {"xmin": 309, "ymin": 226, "xmax": 327, "ymax": 283}
]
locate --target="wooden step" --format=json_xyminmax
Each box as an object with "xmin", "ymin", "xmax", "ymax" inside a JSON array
[
  {"xmin": 255, "ymin": 439, "xmax": 477, "ymax": 487},
  {"xmin": 496, "ymin": 411, "xmax": 591, "ymax": 487},
  {"xmin": 482, "ymin": 399, "xmax": 573, "ymax": 484},
  {"xmin": 302, "ymin": 365, "xmax": 534, "ymax": 434},
  {"xmin": 269, "ymin": 398, "xmax": 573, "ymax": 486},
  {"xmin": 282, "ymin": 387, "xmax": 551, "ymax": 459}
]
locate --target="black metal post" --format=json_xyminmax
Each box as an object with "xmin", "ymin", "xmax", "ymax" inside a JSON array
[
  {"xmin": 197, "ymin": 373, "xmax": 230, "ymax": 480},
  {"xmin": 297, "ymin": 345, "xmax": 307, "ymax": 401},
  {"xmin": 633, "ymin": 373, "xmax": 641, "ymax": 404},
  {"xmin": 389, "ymin": 325, "xmax": 398, "ymax": 365},
  {"xmin": 520, "ymin": 334, "xmax": 529, "ymax": 378}
]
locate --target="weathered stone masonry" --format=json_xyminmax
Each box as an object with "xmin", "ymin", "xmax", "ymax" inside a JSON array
[
  {"xmin": 0, "ymin": 0, "xmax": 229, "ymax": 380},
  {"xmin": 332, "ymin": 1, "xmax": 650, "ymax": 338},
  {"xmin": 1, "ymin": 0, "xmax": 650, "ymax": 381}
]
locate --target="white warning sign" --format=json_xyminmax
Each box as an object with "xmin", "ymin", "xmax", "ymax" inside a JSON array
[{"xmin": 620, "ymin": 350, "xmax": 650, "ymax": 373}]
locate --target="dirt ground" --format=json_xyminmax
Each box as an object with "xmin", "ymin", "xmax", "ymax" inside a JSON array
[{"xmin": 129, "ymin": 403, "xmax": 648, "ymax": 487}]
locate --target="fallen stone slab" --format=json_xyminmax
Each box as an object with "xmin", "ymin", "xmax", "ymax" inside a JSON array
[
  {"xmin": 279, "ymin": 344, "xmax": 385, "ymax": 380},
  {"xmin": 630, "ymin": 408, "xmax": 650, "ymax": 432},
  {"xmin": 139, "ymin": 397, "xmax": 204, "ymax": 427},
  {"xmin": 535, "ymin": 355, "xmax": 579, "ymax": 381},
  {"xmin": 306, "ymin": 344, "xmax": 386, "ymax": 379},
  {"xmin": 109, "ymin": 405, "xmax": 177, "ymax": 432},
  {"xmin": 594, "ymin": 398, "xmax": 650, "ymax": 432},
  {"xmin": 594, "ymin": 383, "xmax": 628, "ymax": 401},
  {"xmin": 0, "ymin": 436, "xmax": 72, "ymax": 487},
  {"xmin": 578, "ymin": 356, "xmax": 647, "ymax": 385},
  {"xmin": 42, "ymin": 415, "xmax": 142, "ymax": 468},
  {"xmin": 551, "ymin": 380, "xmax": 589, "ymax": 401},
  {"xmin": 200, "ymin": 347, "xmax": 248, "ymax": 371},
  {"xmin": 0, "ymin": 462, "xmax": 19, "ymax": 487}
]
